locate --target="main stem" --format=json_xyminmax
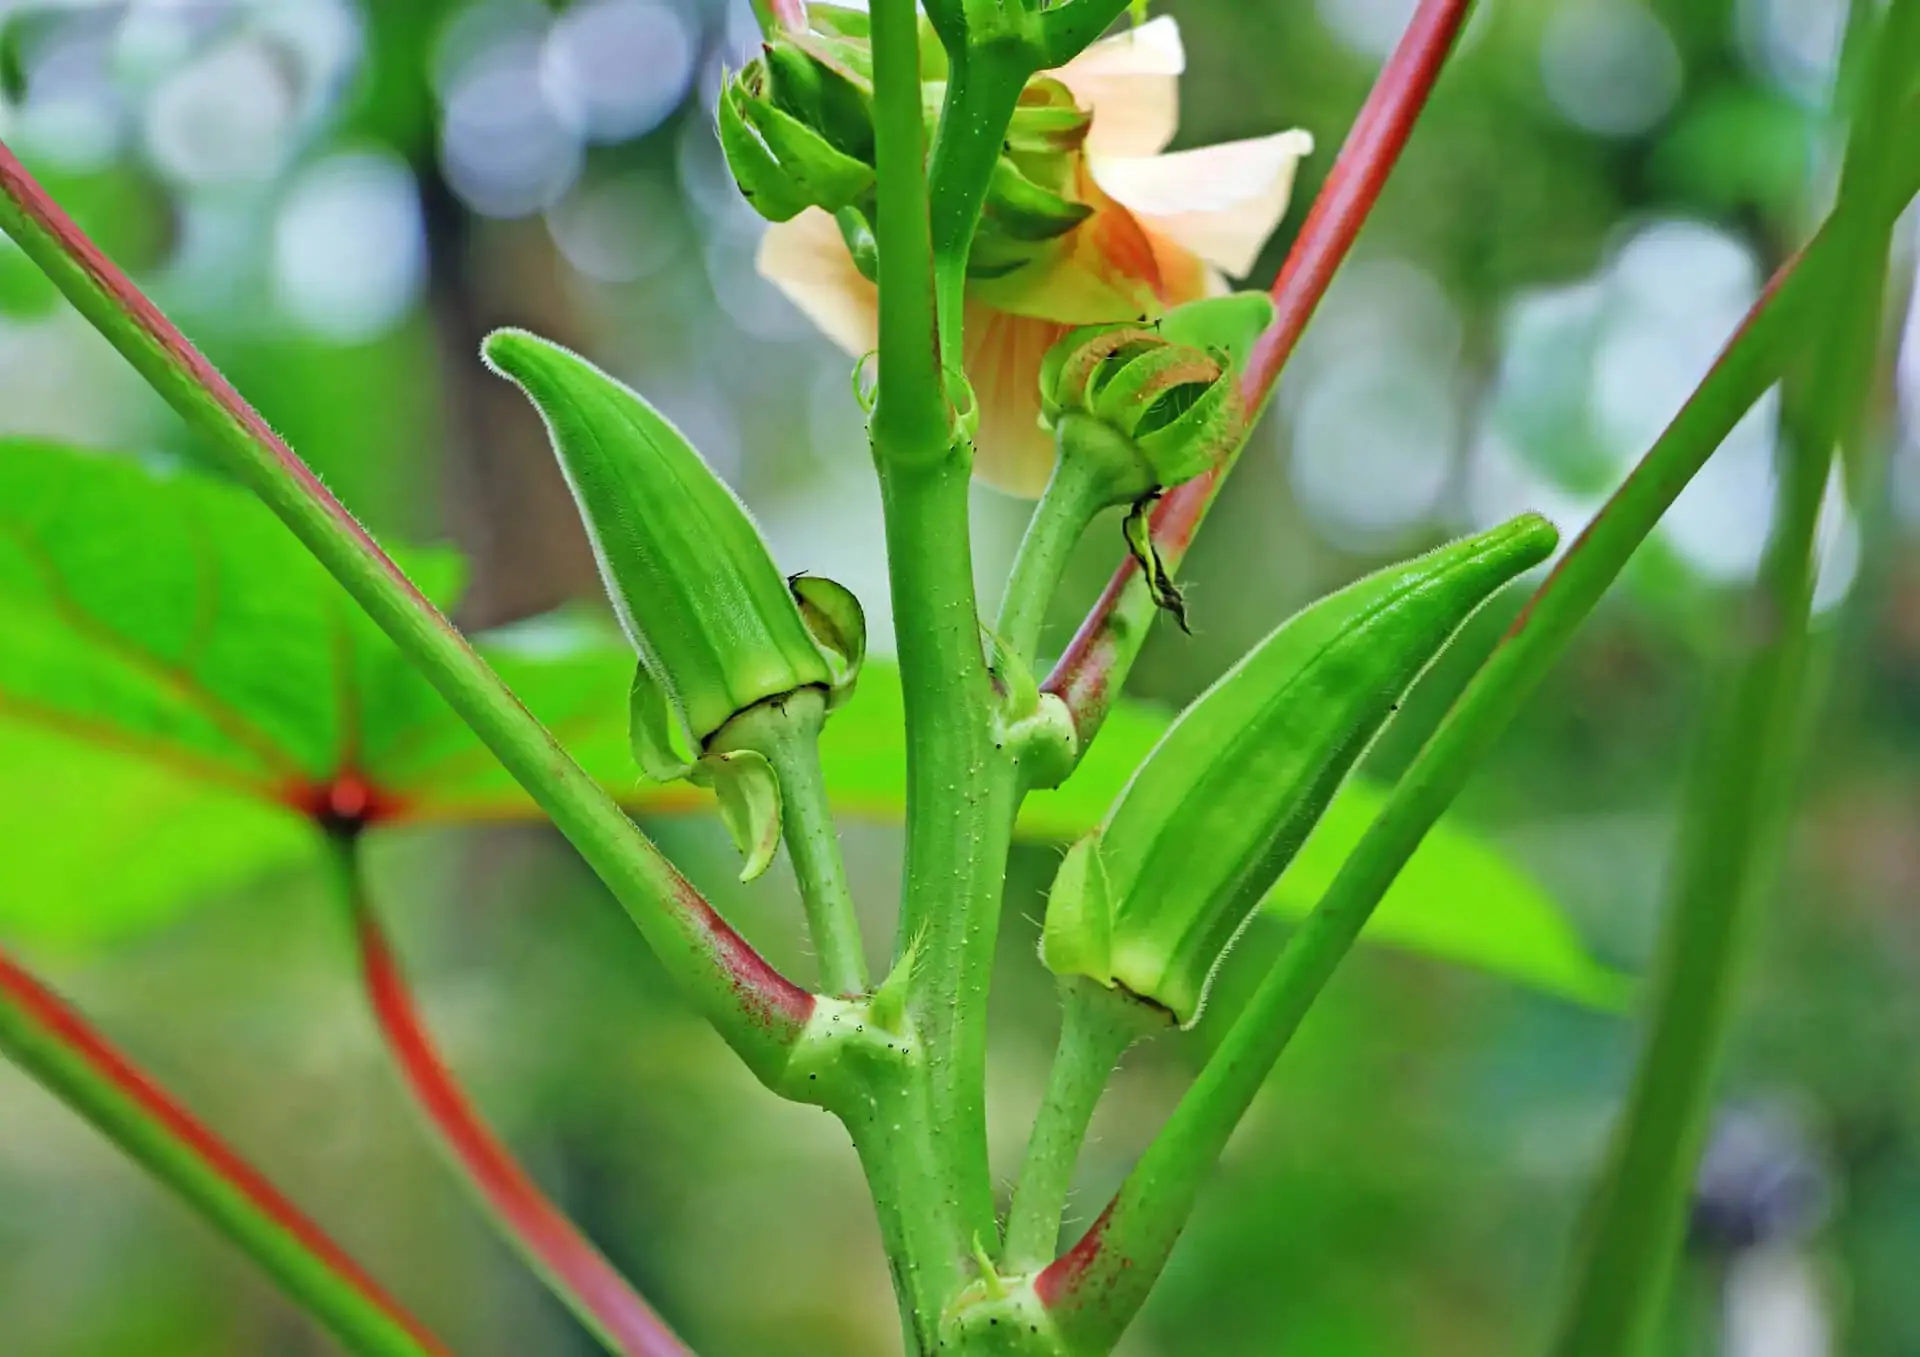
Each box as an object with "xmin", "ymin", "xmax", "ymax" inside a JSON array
[
  {"xmin": 875, "ymin": 17, "xmax": 1047, "ymax": 1272},
  {"xmin": 840, "ymin": 1055, "xmax": 983, "ymax": 1355},
  {"xmin": 865, "ymin": 0, "xmax": 1003, "ymax": 1288},
  {"xmin": 876, "ymin": 462, "xmax": 1011, "ymax": 1241}
]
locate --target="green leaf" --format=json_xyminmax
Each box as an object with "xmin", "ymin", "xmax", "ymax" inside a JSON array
[
  {"xmin": 0, "ymin": 440, "xmax": 677, "ymax": 943},
  {"xmin": 0, "ymin": 721, "xmax": 314, "ymax": 948},
  {"xmin": 0, "ymin": 441, "xmax": 1622, "ymax": 1008}
]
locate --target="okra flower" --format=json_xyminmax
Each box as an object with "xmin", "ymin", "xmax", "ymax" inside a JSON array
[{"xmin": 754, "ymin": 15, "xmax": 1314, "ymax": 496}]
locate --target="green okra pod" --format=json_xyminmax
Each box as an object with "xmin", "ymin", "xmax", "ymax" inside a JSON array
[
  {"xmin": 1042, "ymin": 514, "xmax": 1560, "ymax": 1024},
  {"xmin": 483, "ymin": 329, "xmax": 863, "ymax": 880}
]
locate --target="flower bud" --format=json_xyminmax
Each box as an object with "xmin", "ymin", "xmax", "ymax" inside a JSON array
[
  {"xmin": 968, "ymin": 78, "xmax": 1097, "ymax": 283},
  {"xmin": 720, "ymin": 39, "xmax": 876, "ymax": 224},
  {"xmin": 1004, "ymin": 77, "xmax": 1093, "ymax": 161},
  {"xmin": 761, "ymin": 38, "xmax": 875, "ymax": 163},
  {"xmin": 1039, "ymin": 295, "xmax": 1275, "ymax": 504},
  {"xmin": 1040, "ymin": 514, "xmax": 1559, "ymax": 1024},
  {"xmin": 483, "ymin": 329, "xmax": 864, "ymax": 878}
]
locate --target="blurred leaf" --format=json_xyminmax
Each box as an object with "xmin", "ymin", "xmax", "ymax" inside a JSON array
[
  {"xmin": 0, "ymin": 230, "xmax": 59, "ymax": 318},
  {"xmin": 1652, "ymin": 85, "xmax": 1817, "ymax": 219},
  {"xmin": 0, "ymin": 443, "xmax": 1622, "ymax": 1006},
  {"xmin": 0, "ymin": 438, "xmax": 462, "ymax": 789},
  {"xmin": 0, "ymin": 721, "xmax": 313, "ymax": 947},
  {"xmin": 0, "ymin": 441, "xmax": 669, "ymax": 943}
]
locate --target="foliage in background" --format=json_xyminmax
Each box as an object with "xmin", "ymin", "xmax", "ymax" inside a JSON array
[{"xmin": 0, "ymin": 0, "xmax": 1914, "ymax": 1354}]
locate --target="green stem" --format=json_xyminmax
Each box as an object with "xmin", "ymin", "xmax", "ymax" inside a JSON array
[
  {"xmin": 996, "ymin": 440, "xmax": 1113, "ymax": 664},
  {"xmin": 873, "ymin": 20, "xmax": 1054, "ymax": 1262},
  {"xmin": 1035, "ymin": 157, "xmax": 1919, "ymax": 1349},
  {"xmin": 842, "ymin": 1059, "xmax": 980, "ymax": 1355},
  {"xmin": 866, "ymin": 0, "xmax": 1002, "ymax": 1270},
  {"xmin": 1549, "ymin": 10, "xmax": 1920, "ymax": 1353},
  {"xmin": 716, "ymin": 692, "xmax": 871, "ymax": 997},
  {"xmin": 0, "ymin": 141, "xmax": 814, "ymax": 1089},
  {"xmin": 0, "ymin": 943, "xmax": 448, "ymax": 1357},
  {"xmin": 1002, "ymin": 981, "xmax": 1156, "ymax": 1274},
  {"xmin": 877, "ymin": 460, "xmax": 1011, "ymax": 1239},
  {"xmin": 869, "ymin": 0, "xmax": 951, "ymax": 461},
  {"xmin": 927, "ymin": 43, "xmax": 1033, "ymax": 363},
  {"xmin": 1036, "ymin": 0, "xmax": 1136, "ymax": 67}
]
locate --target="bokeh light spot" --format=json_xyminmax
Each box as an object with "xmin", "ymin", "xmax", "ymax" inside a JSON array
[
  {"xmin": 1540, "ymin": 0, "xmax": 1682, "ymax": 138},
  {"xmin": 272, "ymin": 150, "xmax": 426, "ymax": 342}
]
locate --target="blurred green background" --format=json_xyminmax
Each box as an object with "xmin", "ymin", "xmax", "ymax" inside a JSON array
[{"xmin": 0, "ymin": 0, "xmax": 1916, "ymax": 1353}]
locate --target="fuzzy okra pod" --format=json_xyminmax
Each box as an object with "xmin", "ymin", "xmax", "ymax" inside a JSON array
[
  {"xmin": 1042, "ymin": 514, "xmax": 1560, "ymax": 1026},
  {"xmin": 483, "ymin": 329, "xmax": 864, "ymax": 883}
]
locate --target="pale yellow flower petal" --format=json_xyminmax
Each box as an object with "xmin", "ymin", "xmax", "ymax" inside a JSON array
[
  {"xmin": 963, "ymin": 306, "xmax": 1070, "ymax": 498},
  {"xmin": 1054, "ymin": 15, "xmax": 1185, "ymax": 158},
  {"xmin": 756, "ymin": 208, "xmax": 878, "ymax": 357},
  {"xmin": 1089, "ymin": 129, "xmax": 1314, "ymax": 279}
]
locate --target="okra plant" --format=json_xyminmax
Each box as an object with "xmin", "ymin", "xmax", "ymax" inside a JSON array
[{"xmin": 0, "ymin": 0, "xmax": 1915, "ymax": 1354}]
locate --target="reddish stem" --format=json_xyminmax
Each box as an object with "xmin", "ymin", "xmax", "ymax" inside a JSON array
[
  {"xmin": 0, "ymin": 149, "xmax": 433, "ymax": 617},
  {"xmin": 1042, "ymin": 0, "xmax": 1474, "ymax": 736},
  {"xmin": 0, "ymin": 947, "xmax": 450, "ymax": 1356},
  {"xmin": 344, "ymin": 871, "xmax": 695, "ymax": 1357}
]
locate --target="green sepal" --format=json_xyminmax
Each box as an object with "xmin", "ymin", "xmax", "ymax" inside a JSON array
[
  {"xmin": 628, "ymin": 661, "xmax": 697, "ymax": 783},
  {"xmin": 1039, "ymin": 316, "xmax": 1245, "ymax": 506},
  {"xmin": 791, "ymin": 574, "xmax": 867, "ymax": 710},
  {"xmin": 835, "ymin": 205, "xmax": 880, "ymax": 283},
  {"xmin": 869, "ymin": 932, "xmax": 920, "ymax": 1036},
  {"xmin": 1134, "ymin": 376, "xmax": 1240, "ymax": 487},
  {"xmin": 1003, "ymin": 76, "xmax": 1092, "ymax": 165},
  {"xmin": 1061, "ymin": 514, "xmax": 1561, "ymax": 1025},
  {"xmin": 1039, "ymin": 834, "xmax": 1114, "ymax": 989},
  {"xmin": 742, "ymin": 98, "xmax": 874, "ymax": 207},
  {"xmin": 762, "ymin": 38, "xmax": 875, "ymax": 163},
  {"xmin": 695, "ymin": 749, "xmax": 784, "ymax": 883},
  {"xmin": 1157, "ymin": 292, "xmax": 1276, "ymax": 372},
  {"xmin": 718, "ymin": 83, "xmax": 815, "ymax": 222},
  {"xmin": 1088, "ymin": 344, "xmax": 1223, "ymax": 438},
  {"xmin": 721, "ymin": 69, "xmax": 875, "ymax": 223},
  {"xmin": 1042, "ymin": 326, "xmax": 1162, "ymax": 423},
  {"xmin": 982, "ymin": 157, "xmax": 1093, "ymax": 243}
]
